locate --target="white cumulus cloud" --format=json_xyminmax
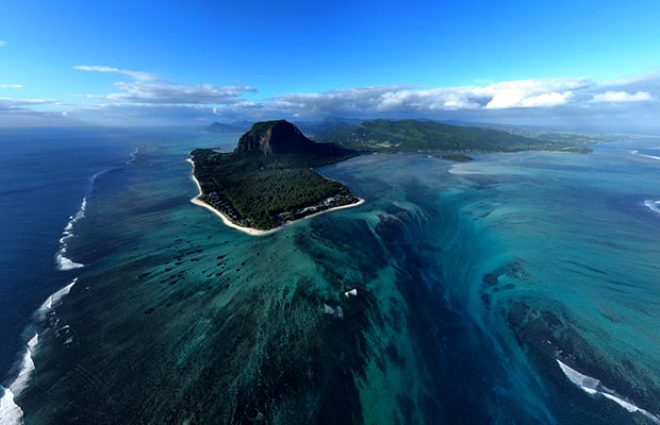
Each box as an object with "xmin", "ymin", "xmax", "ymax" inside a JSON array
[
  {"xmin": 482, "ymin": 80, "xmax": 582, "ymax": 109},
  {"xmin": 519, "ymin": 91, "xmax": 574, "ymax": 107},
  {"xmin": 0, "ymin": 98, "xmax": 55, "ymax": 107},
  {"xmin": 6, "ymin": 65, "xmax": 660, "ymax": 131},
  {"xmin": 271, "ymin": 78, "xmax": 585, "ymax": 116},
  {"xmin": 74, "ymin": 65, "xmax": 157, "ymax": 82},
  {"xmin": 591, "ymin": 90, "xmax": 652, "ymax": 103},
  {"xmin": 0, "ymin": 83, "xmax": 23, "ymax": 89},
  {"xmin": 74, "ymin": 65, "xmax": 255, "ymax": 105}
]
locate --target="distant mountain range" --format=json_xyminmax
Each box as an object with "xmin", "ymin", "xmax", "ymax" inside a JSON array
[
  {"xmin": 205, "ymin": 121, "xmax": 252, "ymax": 133},
  {"xmin": 305, "ymin": 119, "xmax": 594, "ymax": 153},
  {"xmin": 205, "ymin": 118, "xmax": 596, "ymax": 154}
]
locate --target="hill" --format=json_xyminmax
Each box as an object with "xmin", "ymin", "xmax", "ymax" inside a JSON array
[
  {"xmin": 235, "ymin": 120, "xmax": 352, "ymax": 156},
  {"xmin": 309, "ymin": 119, "xmax": 593, "ymax": 153},
  {"xmin": 190, "ymin": 120, "xmax": 360, "ymax": 232},
  {"xmin": 205, "ymin": 121, "xmax": 251, "ymax": 133}
]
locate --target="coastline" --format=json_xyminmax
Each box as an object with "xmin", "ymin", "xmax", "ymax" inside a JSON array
[
  {"xmin": 187, "ymin": 158, "xmax": 364, "ymax": 236},
  {"xmin": 187, "ymin": 158, "xmax": 275, "ymax": 236}
]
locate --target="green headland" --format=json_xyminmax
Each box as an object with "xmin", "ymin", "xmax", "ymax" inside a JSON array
[
  {"xmin": 190, "ymin": 120, "xmax": 360, "ymax": 232},
  {"xmin": 190, "ymin": 119, "xmax": 594, "ymax": 233}
]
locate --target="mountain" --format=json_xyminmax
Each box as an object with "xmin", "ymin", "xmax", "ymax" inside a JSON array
[
  {"xmin": 190, "ymin": 120, "xmax": 360, "ymax": 230},
  {"xmin": 234, "ymin": 120, "xmax": 352, "ymax": 156},
  {"xmin": 205, "ymin": 121, "xmax": 249, "ymax": 133},
  {"xmin": 309, "ymin": 119, "xmax": 593, "ymax": 153}
]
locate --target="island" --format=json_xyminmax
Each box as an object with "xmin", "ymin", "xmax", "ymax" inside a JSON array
[{"xmin": 189, "ymin": 120, "xmax": 363, "ymax": 234}]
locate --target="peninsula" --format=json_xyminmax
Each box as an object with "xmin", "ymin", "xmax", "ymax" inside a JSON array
[
  {"xmin": 190, "ymin": 119, "xmax": 595, "ymax": 234},
  {"xmin": 189, "ymin": 120, "xmax": 362, "ymax": 234}
]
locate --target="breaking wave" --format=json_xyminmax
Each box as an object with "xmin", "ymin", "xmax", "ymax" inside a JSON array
[
  {"xmin": 55, "ymin": 197, "xmax": 87, "ymax": 270},
  {"xmin": 644, "ymin": 199, "xmax": 660, "ymax": 216},
  {"xmin": 631, "ymin": 150, "xmax": 660, "ymax": 161},
  {"xmin": 126, "ymin": 147, "xmax": 139, "ymax": 165},
  {"xmin": 0, "ymin": 278, "xmax": 79, "ymax": 425},
  {"xmin": 557, "ymin": 360, "xmax": 660, "ymax": 424},
  {"xmin": 54, "ymin": 169, "xmax": 110, "ymax": 271}
]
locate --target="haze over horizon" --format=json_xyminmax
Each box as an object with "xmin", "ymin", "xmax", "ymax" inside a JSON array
[{"xmin": 1, "ymin": 0, "xmax": 659, "ymax": 132}]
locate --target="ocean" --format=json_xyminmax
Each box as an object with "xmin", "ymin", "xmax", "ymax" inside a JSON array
[{"xmin": 0, "ymin": 128, "xmax": 658, "ymax": 424}]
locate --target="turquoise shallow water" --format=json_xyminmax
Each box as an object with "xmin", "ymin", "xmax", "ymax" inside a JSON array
[{"xmin": 6, "ymin": 133, "xmax": 660, "ymax": 424}]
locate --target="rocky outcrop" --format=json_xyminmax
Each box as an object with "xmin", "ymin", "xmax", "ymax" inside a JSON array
[{"xmin": 235, "ymin": 120, "xmax": 350, "ymax": 156}]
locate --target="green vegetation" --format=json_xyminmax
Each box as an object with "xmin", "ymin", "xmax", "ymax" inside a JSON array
[
  {"xmin": 192, "ymin": 120, "xmax": 360, "ymax": 230},
  {"xmin": 440, "ymin": 153, "xmax": 474, "ymax": 162},
  {"xmin": 192, "ymin": 119, "xmax": 597, "ymax": 231},
  {"xmin": 309, "ymin": 119, "xmax": 593, "ymax": 153},
  {"xmin": 191, "ymin": 150, "xmax": 358, "ymax": 230}
]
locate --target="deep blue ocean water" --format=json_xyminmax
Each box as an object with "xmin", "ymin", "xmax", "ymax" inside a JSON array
[
  {"xmin": 0, "ymin": 128, "xmax": 658, "ymax": 424},
  {"xmin": 0, "ymin": 129, "xmax": 133, "ymax": 369}
]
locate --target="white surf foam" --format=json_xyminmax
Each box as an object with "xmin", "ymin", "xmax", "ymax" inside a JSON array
[
  {"xmin": 557, "ymin": 360, "xmax": 660, "ymax": 424},
  {"xmin": 55, "ymin": 197, "xmax": 87, "ymax": 271},
  {"xmin": 36, "ymin": 278, "xmax": 78, "ymax": 320},
  {"xmin": 644, "ymin": 200, "xmax": 660, "ymax": 216},
  {"xmin": 126, "ymin": 147, "xmax": 139, "ymax": 164},
  {"xmin": 54, "ymin": 168, "xmax": 122, "ymax": 271},
  {"xmin": 448, "ymin": 166, "xmax": 482, "ymax": 175},
  {"xmin": 0, "ymin": 278, "xmax": 79, "ymax": 424},
  {"xmin": 557, "ymin": 359, "xmax": 603, "ymax": 394},
  {"xmin": 0, "ymin": 333, "xmax": 39, "ymax": 425},
  {"xmin": 0, "ymin": 386, "xmax": 24, "ymax": 425},
  {"xmin": 9, "ymin": 334, "xmax": 38, "ymax": 397},
  {"xmin": 55, "ymin": 253, "xmax": 84, "ymax": 271},
  {"xmin": 323, "ymin": 304, "xmax": 344, "ymax": 319},
  {"xmin": 344, "ymin": 288, "xmax": 358, "ymax": 298},
  {"xmin": 631, "ymin": 150, "xmax": 660, "ymax": 161},
  {"xmin": 55, "ymin": 168, "xmax": 115, "ymax": 270},
  {"xmin": 89, "ymin": 169, "xmax": 108, "ymax": 186}
]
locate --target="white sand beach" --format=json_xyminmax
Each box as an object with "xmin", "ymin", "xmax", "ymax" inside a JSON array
[{"xmin": 187, "ymin": 158, "xmax": 364, "ymax": 236}]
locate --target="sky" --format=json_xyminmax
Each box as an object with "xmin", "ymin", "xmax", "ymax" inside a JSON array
[{"xmin": 1, "ymin": 0, "xmax": 660, "ymax": 131}]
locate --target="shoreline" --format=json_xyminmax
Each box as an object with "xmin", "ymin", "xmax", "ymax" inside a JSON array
[
  {"xmin": 187, "ymin": 158, "xmax": 364, "ymax": 236},
  {"xmin": 187, "ymin": 159, "xmax": 275, "ymax": 236}
]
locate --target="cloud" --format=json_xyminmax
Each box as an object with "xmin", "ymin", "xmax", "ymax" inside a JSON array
[
  {"xmin": 0, "ymin": 98, "xmax": 56, "ymax": 108},
  {"xmin": 482, "ymin": 79, "xmax": 580, "ymax": 109},
  {"xmin": 108, "ymin": 81, "xmax": 255, "ymax": 105},
  {"xmin": 74, "ymin": 65, "xmax": 255, "ymax": 106},
  {"xmin": 6, "ymin": 65, "xmax": 660, "ymax": 132},
  {"xmin": 269, "ymin": 78, "xmax": 586, "ymax": 117},
  {"xmin": 274, "ymin": 85, "xmax": 415, "ymax": 114},
  {"xmin": 0, "ymin": 98, "xmax": 66, "ymax": 127},
  {"xmin": 0, "ymin": 40, "xmax": 6, "ymax": 47},
  {"xmin": 74, "ymin": 65, "xmax": 157, "ymax": 82},
  {"xmin": 591, "ymin": 90, "xmax": 652, "ymax": 103},
  {"xmin": 200, "ymin": 72, "xmax": 660, "ymax": 133},
  {"xmin": 0, "ymin": 83, "xmax": 23, "ymax": 89},
  {"xmin": 68, "ymin": 67, "xmax": 660, "ymax": 128}
]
